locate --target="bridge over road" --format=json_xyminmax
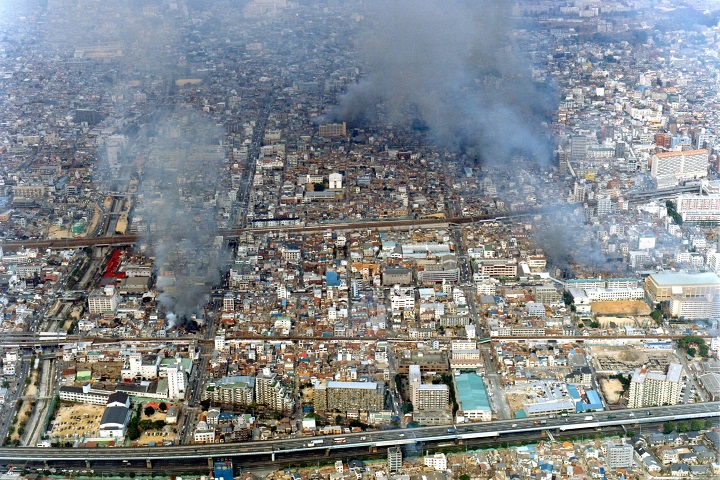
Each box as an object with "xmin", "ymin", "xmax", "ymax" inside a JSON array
[{"xmin": 1, "ymin": 402, "xmax": 718, "ymax": 470}]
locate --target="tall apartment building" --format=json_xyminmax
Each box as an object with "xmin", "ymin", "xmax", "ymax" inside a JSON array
[
  {"xmin": 256, "ymin": 369, "xmax": 293, "ymax": 413},
  {"xmin": 313, "ymin": 380, "xmax": 385, "ymax": 413},
  {"xmin": 408, "ymin": 364, "xmax": 450, "ymax": 411},
  {"xmin": 628, "ymin": 363, "xmax": 682, "ymax": 408},
  {"xmin": 387, "ymin": 447, "xmax": 402, "ymax": 474},
  {"xmin": 646, "ymin": 272, "xmax": 720, "ymax": 320},
  {"xmin": 676, "ymin": 193, "xmax": 720, "ymax": 223},
  {"xmin": 416, "ymin": 384, "xmax": 449, "ymax": 411},
  {"xmin": 13, "ymin": 184, "xmax": 46, "ymax": 198},
  {"xmin": 605, "ymin": 442, "xmax": 634, "ymax": 468},
  {"xmin": 670, "ymin": 296, "xmax": 720, "ymax": 321},
  {"xmin": 409, "ymin": 365, "xmax": 422, "ymax": 407},
  {"xmin": 203, "ymin": 376, "xmax": 255, "ymax": 406},
  {"xmin": 650, "ymin": 149, "xmax": 708, "ymax": 187},
  {"xmin": 318, "ymin": 122, "xmax": 347, "ymax": 137}
]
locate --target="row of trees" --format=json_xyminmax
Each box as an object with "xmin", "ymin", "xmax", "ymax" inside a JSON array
[{"xmin": 663, "ymin": 419, "xmax": 712, "ymax": 434}]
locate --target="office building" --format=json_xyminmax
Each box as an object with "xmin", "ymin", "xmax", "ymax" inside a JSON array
[
  {"xmin": 478, "ymin": 259, "xmax": 518, "ymax": 278},
  {"xmin": 570, "ymin": 135, "xmax": 592, "ymax": 162},
  {"xmin": 628, "ymin": 363, "xmax": 682, "ymax": 408}
]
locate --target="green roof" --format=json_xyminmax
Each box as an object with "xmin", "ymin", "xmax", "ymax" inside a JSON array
[
  {"xmin": 455, "ymin": 373, "xmax": 491, "ymax": 412},
  {"xmin": 160, "ymin": 357, "xmax": 193, "ymax": 371}
]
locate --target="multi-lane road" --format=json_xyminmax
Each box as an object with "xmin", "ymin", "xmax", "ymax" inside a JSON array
[
  {"xmin": 0, "ymin": 331, "xmax": 714, "ymax": 350},
  {"xmin": 1, "ymin": 401, "xmax": 719, "ymax": 467}
]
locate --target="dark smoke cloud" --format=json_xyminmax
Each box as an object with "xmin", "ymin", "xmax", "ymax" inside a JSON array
[{"xmin": 326, "ymin": 0, "xmax": 558, "ymax": 167}]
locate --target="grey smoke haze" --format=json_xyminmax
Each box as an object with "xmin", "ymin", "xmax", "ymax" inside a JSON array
[
  {"xmin": 136, "ymin": 109, "xmax": 227, "ymax": 325},
  {"xmin": 326, "ymin": 0, "xmax": 558, "ymax": 167},
  {"xmin": 531, "ymin": 204, "xmax": 624, "ymax": 277},
  {"xmin": 30, "ymin": 0, "xmax": 233, "ymax": 326}
]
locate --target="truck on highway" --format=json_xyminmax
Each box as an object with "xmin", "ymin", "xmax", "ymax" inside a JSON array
[
  {"xmin": 447, "ymin": 428, "xmax": 457, "ymax": 434},
  {"xmin": 333, "ymin": 438, "xmax": 346, "ymax": 444},
  {"xmin": 584, "ymin": 415, "xmax": 594, "ymax": 421}
]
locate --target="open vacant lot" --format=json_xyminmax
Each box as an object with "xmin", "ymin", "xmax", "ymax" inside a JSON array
[
  {"xmin": 50, "ymin": 404, "xmax": 104, "ymax": 443},
  {"xmin": 591, "ymin": 300, "xmax": 651, "ymax": 315}
]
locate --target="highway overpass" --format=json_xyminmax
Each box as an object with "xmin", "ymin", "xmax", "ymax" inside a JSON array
[
  {"xmin": 1, "ymin": 402, "xmax": 719, "ymax": 469},
  {"xmin": 0, "ymin": 331, "xmax": 714, "ymax": 349}
]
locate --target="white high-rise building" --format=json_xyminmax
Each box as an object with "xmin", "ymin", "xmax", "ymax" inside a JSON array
[
  {"xmin": 329, "ymin": 172, "xmax": 343, "ymax": 189},
  {"xmin": 628, "ymin": 363, "xmax": 682, "ymax": 408},
  {"xmin": 676, "ymin": 194, "xmax": 720, "ymax": 223},
  {"xmin": 416, "ymin": 384, "xmax": 449, "ymax": 411},
  {"xmin": 409, "ymin": 364, "xmax": 421, "ymax": 407},
  {"xmin": 256, "ymin": 368, "xmax": 294, "ymax": 412},
  {"xmin": 650, "ymin": 149, "xmax": 708, "ymax": 187},
  {"xmin": 167, "ymin": 363, "xmax": 187, "ymax": 400},
  {"xmin": 388, "ymin": 446, "xmax": 402, "ymax": 474},
  {"xmin": 214, "ymin": 332, "xmax": 227, "ymax": 352}
]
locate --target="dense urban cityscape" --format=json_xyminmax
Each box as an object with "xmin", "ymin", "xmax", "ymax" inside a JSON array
[{"xmin": 2, "ymin": 0, "xmax": 720, "ymax": 479}]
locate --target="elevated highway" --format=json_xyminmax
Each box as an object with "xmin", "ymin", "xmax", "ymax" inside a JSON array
[
  {"xmin": 0, "ymin": 331, "xmax": 713, "ymax": 349},
  {"xmin": 0, "ymin": 402, "xmax": 718, "ymax": 468}
]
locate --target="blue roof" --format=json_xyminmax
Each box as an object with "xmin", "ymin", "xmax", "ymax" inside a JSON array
[
  {"xmin": 586, "ymin": 390, "xmax": 602, "ymax": 407},
  {"xmin": 567, "ymin": 384, "xmax": 581, "ymax": 400},
  {"xmin": 326, "ymin": 271, "xmax": 340, "ymax": 287}
]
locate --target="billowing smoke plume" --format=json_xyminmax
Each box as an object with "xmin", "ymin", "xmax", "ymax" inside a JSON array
[
  {"xmin": 325, "ymin": 0, "xmax": 558, "ymax": 167},
  {"xmin": 30, "ymin": 1, "xmax": 232, "ymax": 327},
  {"xmin": 135, "ymin": 109, "xmax": 227, "ymax": 326}
]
